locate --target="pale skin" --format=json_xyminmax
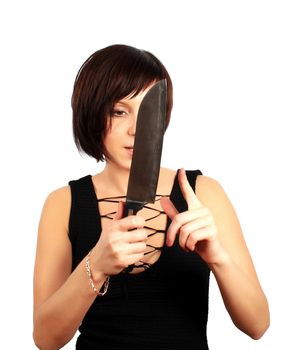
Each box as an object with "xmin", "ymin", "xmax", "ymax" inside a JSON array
[{"xmin": 33, "ymin": 84, "xmax": 269, "ymax": 350}]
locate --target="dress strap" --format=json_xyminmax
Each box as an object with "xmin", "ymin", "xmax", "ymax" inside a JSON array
[
  {"xmin": 68, "ymin": 175, "xmax": 101, "ymax": 270},
  {"xmin": 169, "ymin": 169, "xmax": 203, "ymax": 214}
]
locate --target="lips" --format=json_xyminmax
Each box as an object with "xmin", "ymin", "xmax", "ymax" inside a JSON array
[{"xmin": 125, "ymin": 146, "xmax": 134, "ymax": 156}]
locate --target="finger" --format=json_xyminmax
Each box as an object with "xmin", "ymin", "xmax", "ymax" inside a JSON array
[
  {"xmin": 124, "ymin": 253, "xmax": 145, "ymax": 267},
  {"xmin": 166, "ymin": 208, "xmax": 205, "ymax": 246},
  {"xmin": 114, "ymin": 201, "xmax": 124, "ymax": 220},
  {"xmin": 124, "ymin": 228, "xmax": 148, "ymax": 243},
  {"xmin": 160, "ymin": 197, "xmax": 178, "ymax": 220},
  {"xmin": 185, "ymin": 229, "xmax": 205, "ymax": 252},
  {"xmin": 178, "ymin": 216, "xmax": 212, "ymax": 249},
  {"xmin": 185, "ymin": 226, "xmax": 217, "ymax": 251},
  {"xmin": 126, "ymin": 241, "xmax": 147, "ymax": 255},
  {"xmin": 118, "ymin": 215, "xmax": 145, "ymax": 231},
  {"xmin": 178, "ymin": 168, "xmax": 203, "ymax": 210}
]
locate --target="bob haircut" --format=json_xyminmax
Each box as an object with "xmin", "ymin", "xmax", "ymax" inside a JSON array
[{"xmin": 71, "ymin": 44, "xmax": 173, "ymax": 162}]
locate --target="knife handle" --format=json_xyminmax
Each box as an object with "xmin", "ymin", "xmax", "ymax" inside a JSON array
[{"xmin": 123, "ymin": 200, "xmax": 144, "ymax": 217}]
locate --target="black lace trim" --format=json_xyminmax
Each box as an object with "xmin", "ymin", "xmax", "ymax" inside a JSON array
[{"xmin": 98, "ymin": 195, "xmax": 168, "ymax": 272}]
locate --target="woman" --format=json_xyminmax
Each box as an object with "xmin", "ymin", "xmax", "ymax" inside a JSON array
[{"xmin": 33, "ymin": 44, "xmax": 269, "ymax": 350}]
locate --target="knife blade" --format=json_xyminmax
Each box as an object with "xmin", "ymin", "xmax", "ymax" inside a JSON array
[{"xmin": 123, "ymin": 79, "xmax": 167, "ymax": 217}]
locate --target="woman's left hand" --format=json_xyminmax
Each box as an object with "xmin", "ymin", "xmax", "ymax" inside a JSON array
[{"xmin": 160, "ymin": 168, "xmax": 228, "ymax": 265}]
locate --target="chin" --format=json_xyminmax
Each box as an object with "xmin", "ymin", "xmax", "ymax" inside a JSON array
[
  {"xmin": 115, "ymin": 160, "xmax": 132, "ymax": 172},
  {"xmin": 106, "ymin": 154, "xmax": 132, "ymax": 172}
]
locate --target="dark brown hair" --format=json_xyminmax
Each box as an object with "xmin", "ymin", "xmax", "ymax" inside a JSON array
[{"xmin": 71, "ymin": 44, "xmax": 173, "ymax": 162}]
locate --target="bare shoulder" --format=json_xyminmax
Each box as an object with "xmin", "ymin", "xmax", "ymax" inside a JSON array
[
  {"xmin": 40, "ymin": 185, "xmax": 71, "ymax": 233},
  {"xmin": 195, "ymin": 174, "xmax": 241, "ymax": 237},
  {"xmin": 160, "ymin": 167, "xmax": 177, "ymax": 178},
  {"xmin": 46, "ymin": 185, "xmax": 71, "ymax": 203},
  {"xmin": 195, "ymin": 175, "xmax": 230, "ymax": 203}
]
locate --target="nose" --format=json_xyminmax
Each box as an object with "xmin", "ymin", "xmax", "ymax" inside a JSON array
[{"xmin": 128, "ymin": 112, "xmax": 137, "ymax": 136}]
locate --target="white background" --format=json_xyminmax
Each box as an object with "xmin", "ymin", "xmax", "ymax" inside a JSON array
[{"xmin": 1, "ymin": 1, "xmax": 301, "ymax": 349}]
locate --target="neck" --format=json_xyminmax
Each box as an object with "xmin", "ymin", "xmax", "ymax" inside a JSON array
[{"xmin": 101, "ymin": 162, "xmax": 130, "ymax": 196}]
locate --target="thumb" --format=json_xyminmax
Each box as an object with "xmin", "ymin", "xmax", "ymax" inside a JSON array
[
  {"xmin": 114, "ymin": 201, "xmax": 124, "ymax": 220},
  {"xmin": 160, "ymin": 197, "xmax": 178, "ymax": 220}
]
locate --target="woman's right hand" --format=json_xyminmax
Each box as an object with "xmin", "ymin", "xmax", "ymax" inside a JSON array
[{"xmin": 90, "ymin": 201, "xmax": 147, "ymax": 277}]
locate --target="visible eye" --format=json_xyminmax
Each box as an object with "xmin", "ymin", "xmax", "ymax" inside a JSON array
[{"xmin": 111, "ymin": 109, "xmax": 128, "ymax": 118}]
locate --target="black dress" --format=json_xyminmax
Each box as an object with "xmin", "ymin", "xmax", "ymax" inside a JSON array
[{"xmin": 68, "ymin": 170, "xmax": 210, "ymax": 350}]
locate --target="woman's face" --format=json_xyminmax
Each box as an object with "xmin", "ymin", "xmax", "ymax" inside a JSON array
[{"xmin": 103, "ymin": 83, "xmax": 155, "ymax": 171}]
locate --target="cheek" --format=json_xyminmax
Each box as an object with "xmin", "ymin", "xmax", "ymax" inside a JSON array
[
  {"xmin": 103, "ymin": 121, "xmax": 115, "ymax": 142},
  {"xmin": 107, "ymin": 120, "xmax": 126, "ymax": 138},
  {"xmin": 103, "ymin": 133, "xmax": 112, "ymax": 150},
  {"xmin": 103, "ymin": 117, "xmax": 128, "ymax": 148},
  {"xmin": 103, "ymin": 127, "xmax": 119, "ymax": 151}
]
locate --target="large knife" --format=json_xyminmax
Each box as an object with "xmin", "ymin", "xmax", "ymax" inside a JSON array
[{"xmin": 123, "ymin": 79, "xmax": 167, "ymax": 217}]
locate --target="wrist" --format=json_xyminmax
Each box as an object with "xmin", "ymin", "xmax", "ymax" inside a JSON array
[
  {"xmin": 208, "ymin": 250, "xmax": 231, "ymax": 271},
  {"xmin": 89, "ymin": 248, "xmax": 109, "ymax": 283},
  {"xmin": 85, "ymin": 250, "xmax": 110, "ymax": 297}
]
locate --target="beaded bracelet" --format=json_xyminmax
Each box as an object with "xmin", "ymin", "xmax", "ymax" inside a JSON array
[{"xmin": 85, "ymin": 250, "xmax": 110, "ymax": 296}]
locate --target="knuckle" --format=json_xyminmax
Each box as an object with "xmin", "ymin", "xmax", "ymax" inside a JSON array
[
  {"xmin": 207, "ymin": 215, "xmax": 214, "ymax": 224},
  {"xmin": 140, "ymin": 242, "xmax": 147, "ymax": 250},
  {"xmin": 186, "ymin": 240, "xmax": 194, "ymax": 251},
  {"xmin": 212, "ymin": 224, "xmax": 218, "ymax": 236},
  {"xmin": 113, "ymin": 220, "xmax": 124, "ymax": 232},
  {"xmin": 131, "ymin": 216, "xmax": 145, "ymax": 227},
  {"xmin": 107, "ymin": 236, "xmax": 116, "ymax": 247},
  {"xmin": 208, "ymin": 226, "xmax": 216, "ymax": 239},
  {"xmin": 141, "ymin": 218, "xmax": 146, "ymax": 227},
  {"xmin": 130, "ymin": 216, "xmax": 137, "ymax": 226},
  {"xmin": 201, "ymin": 207, "xmax": 210, "ymax": 216},
  {"xmin": 136, "ymin": 215, "xmax": 145, "ymax": 226},
  {"xmin": 179, "ymin": 226, "xmax": 188, "ymax": 236},
  {"xmin": 134, "ymin": 229, "xmax": 147, "ymax": 241},
  {"xmin": 109, "ymin": 231, "xmax": 121, "ymax": 242},
  {"xmin": 178, "ymin": 233, "xmax": 185, "ymax": 243},
  {"xmin": 115, "ymin": 255, "xmax": 127, "ymax": 268},
  {"xmin": 187, "ymin": 233, "xmax": 195, "ymax": 245},
  {"xmin": 141, "ymin": 228, "xmax": 148, "ymax": 238},
  {"xmin": 111, "ymin": 246, "xmax": 120, "ymax": 258},
  {"xmin": 174, "ymin": 215, "xmax": 182, "ymax": 225}
]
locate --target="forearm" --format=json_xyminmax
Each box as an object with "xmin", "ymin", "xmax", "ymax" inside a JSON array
[
  {"xmin": 209, "ymin": 256, "xmax": 270, "ymax": 339},
  {"xmin": 33, "ymin": 256, "xmax": 107, "ymax": 350}
]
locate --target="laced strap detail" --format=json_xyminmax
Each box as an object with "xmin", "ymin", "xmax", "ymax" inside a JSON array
[{"xmin": 98, "ymin": 195, "xmax": 169, "ymax": 272}]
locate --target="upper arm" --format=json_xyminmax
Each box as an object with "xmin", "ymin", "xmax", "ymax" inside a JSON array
[
  {"xmin": 196, "ymin": 175, "xmax": 259, "ymax": 279},
  {"xmin": 33, "ymin": 185, "xmax": 72, "ymax": 312}
]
